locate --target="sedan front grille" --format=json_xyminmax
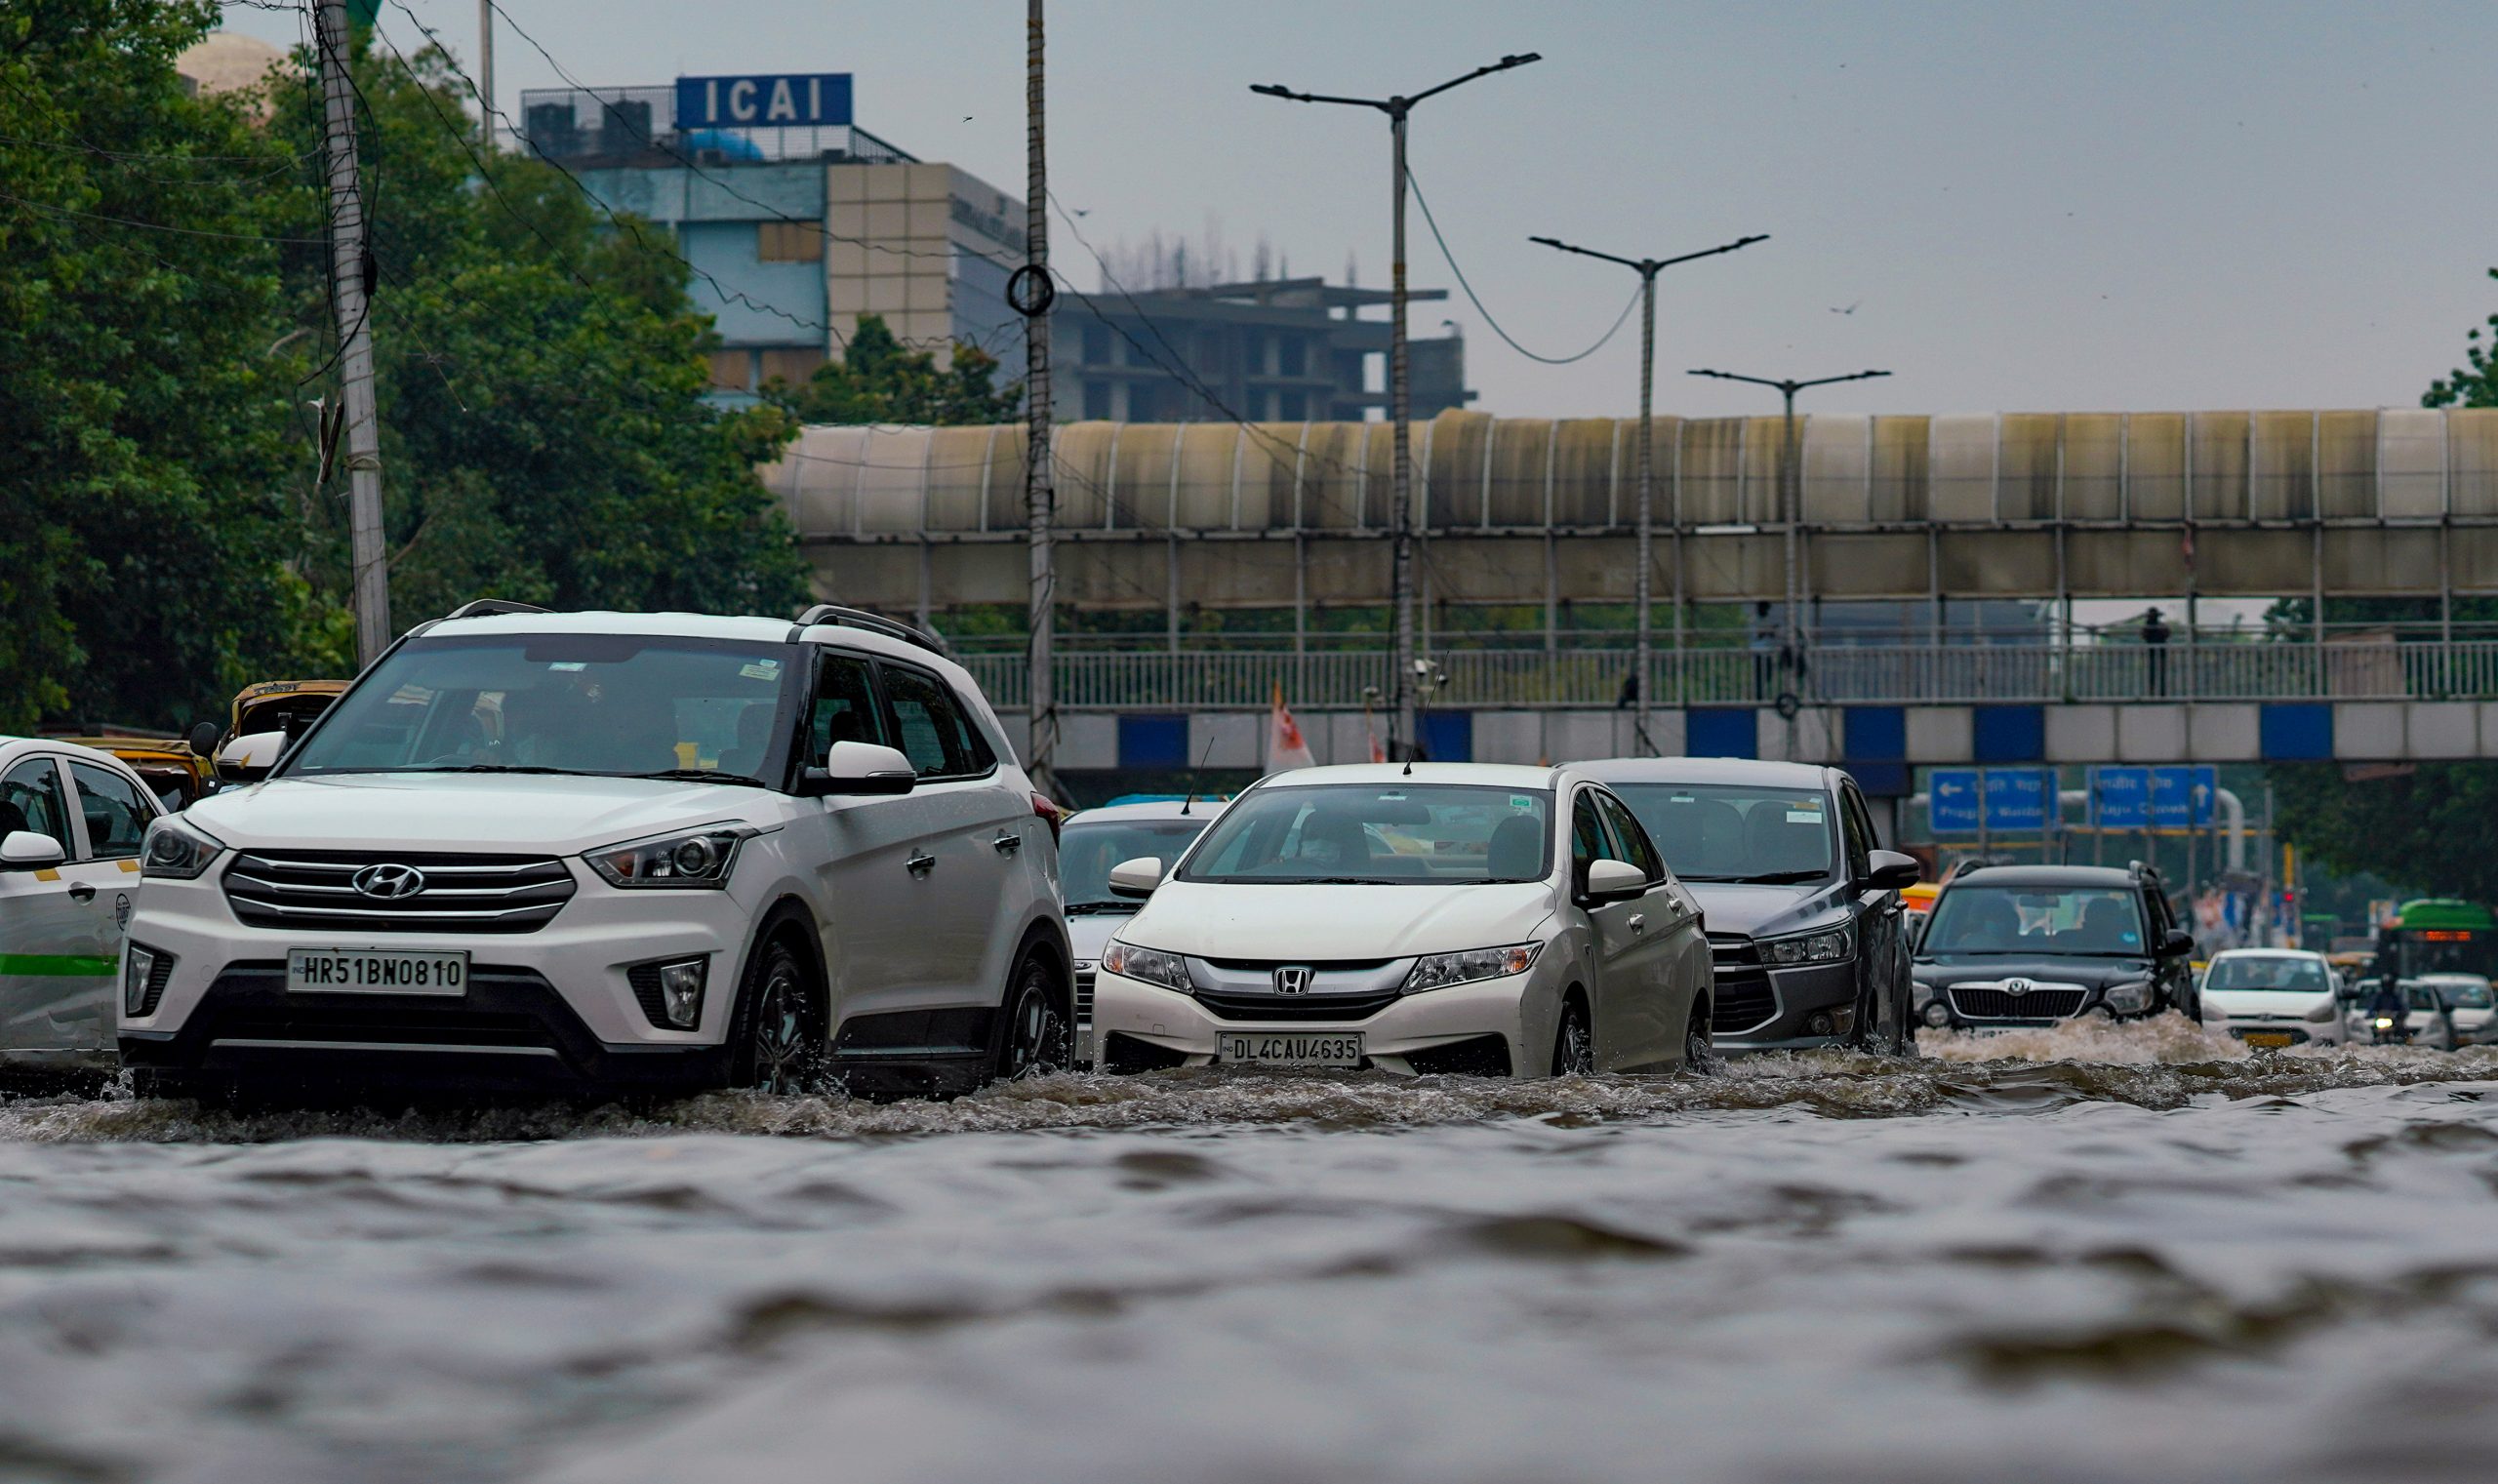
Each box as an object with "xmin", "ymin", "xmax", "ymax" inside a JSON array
[
  {"xmin": 1948, "ymin": 985, "xmax": 2086, "ymax": 1021},
  {"xmin": 1192, "ymin": 989, "xmax": 1402, "ymax": 1023},
  {"xmin": 223, "ymin": 851, "xmax": 577, "ymax": 935}
]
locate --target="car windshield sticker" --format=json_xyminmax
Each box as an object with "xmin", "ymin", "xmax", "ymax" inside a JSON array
[
  {"xmin": 1787, "ymin": 799, "xmax": 1826, "ymax": 822},
  {"xmin": 1511, "ymin": 795, "xmax": 1536, "ymax": 811},
  {"xmin": 546, "ymin": 662, "xmax": 586, "ymax": 671},
  {"xmin": 740, "ymin": 661, "xmax": 782, "ymax": 681}
]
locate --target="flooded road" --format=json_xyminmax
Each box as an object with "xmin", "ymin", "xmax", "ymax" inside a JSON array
[{"xmin": 4, "ymin": 1020, "xmax": 2497, "ymax": 1483}]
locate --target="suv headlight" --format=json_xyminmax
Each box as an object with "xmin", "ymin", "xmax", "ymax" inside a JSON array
[
  {"xmin": 584, "ymin": 824, "xmax": 758, "ymax": 889},
  {"xmin": 1760, "ymin": 923, "xmax": 1853, "ymax": 966},
  {"xmin": 140, "ymin": 818, "xmax": 225, "ymax": 880},
  {"xmin": 1405, "ymin": 943, "xmax": 1544, "ymax": 992},
  {"xmin": 1101, "ymin": 941, "xmax": 1189, "ymax": 992},
  {"xmin": 2103, "ymin": 979, "xmax": 2153, "ymax": 1014}
]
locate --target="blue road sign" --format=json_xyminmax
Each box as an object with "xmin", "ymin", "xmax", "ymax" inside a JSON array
[
  {"xmin": 2150, "ymin": 765, "xmax": 2217, "ymax": 828},
  {"xmin": 2092, "ymin": 766, "xmax": 2151, "ymax": 828},
  {"xmin": 1983, "ymin": 768, "xmax": 2057, "ymax": 832},
  {"xmin": 675, "ymin": 73, "xmax": 853, "ymax": 129},
  {"xmin": 1930, "ymin": 769, "xmax": 1981, "ymax": 835}
]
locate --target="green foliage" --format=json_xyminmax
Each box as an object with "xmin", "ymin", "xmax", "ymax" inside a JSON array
[
  {"xmin": 0, "ymin": 0, "xmax": 302, "ymax": 731},
  {"xmin": 0, "ymin": 8, "xmax": 808, "ymax": 732},
  {"xmin": 2425, "ymin": 265, "xmax": 2498, "ymax": 409},
  {"xmin": 765, "ymin": 314, "xmax": 1023, "ymax": 425},
  {"xmin": 2271, "ymin": 762, "xmax": 2498, "ymax": 903}
]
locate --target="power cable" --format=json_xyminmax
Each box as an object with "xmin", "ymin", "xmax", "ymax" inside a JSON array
[{"xmin": 1406, "ymin": 163, "xmax": 1640, "ymax": 365}]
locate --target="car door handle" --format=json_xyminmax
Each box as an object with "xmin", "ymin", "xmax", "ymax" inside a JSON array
[
  {"xmin": 906, "ymin": 852, "xmax": 937, "ymax": 876},
  {"xmin": 1628, "ymin": 913, "xmax": 1645, "ymax": 934},
  {"xmin": 66, "ymin": 882, "xmax": 96, "ymax": 903},
  {"xmin": 991, "ymin": 831, "xmax": 1023, "ymax": 855}
]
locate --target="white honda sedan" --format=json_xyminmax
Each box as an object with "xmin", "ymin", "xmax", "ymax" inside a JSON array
[{"xmin": 1088, "ymin": 764, "xmax": 1713, "ymax": 1078}]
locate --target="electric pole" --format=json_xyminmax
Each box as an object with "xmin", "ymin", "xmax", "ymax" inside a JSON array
[
  {"xmin": 1530, "ymin": 230, "xmax": 1767, "ymax": 752},
  {"xmin": 1252, "ymin": 52, "xmax": 1539, "ymax": 758},
  {"xmin": 476, "ymin": 0, "xmax": 494, "ymax": 151},
  {"xmin": 1687, "ymin": 368, "xmax": 1889, "ymax": 707},
  {"xmin": 1021, "ymin": 0, "xmax": 1059, "ymax": 795},
  {"xmin": 316, "ymin": 0, "xmax": 390, "ymax": 667}
]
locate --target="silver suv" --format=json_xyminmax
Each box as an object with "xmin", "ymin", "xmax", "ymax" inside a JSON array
[{"xmin": 120, "ymin": 603, "xmax": 1071, "ymax": 1102}]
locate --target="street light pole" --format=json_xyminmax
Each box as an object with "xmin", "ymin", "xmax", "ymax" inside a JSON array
[
  {"xmin": 1529, "ymin": 231, "xmax": 1767, "ymax": 751},
  {"xmin": 1688, "ymin": 367, "xmax": 1890, "ymax": 705},
  {"xmin": 1253, "ymin": 52, "xmax": 1540, "ymax": 758}
]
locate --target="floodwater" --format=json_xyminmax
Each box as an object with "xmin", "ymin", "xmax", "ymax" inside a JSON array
[{"xmin": 4, "ymin": 1020, "xmax": 2498, "ymax": 1483}]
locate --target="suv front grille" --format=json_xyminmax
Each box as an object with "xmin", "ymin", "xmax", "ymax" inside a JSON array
[
  {"xmin": 1949, "ymin": 986, "xmax": 2086, "ymax": 1021},
  {"xmin": 223, "ymin": 851, "xmax": 577, "ymax": 935},
  {"xmin": 1712, "ymin": 969, "xmax": 1778, "ymax": 1035}
]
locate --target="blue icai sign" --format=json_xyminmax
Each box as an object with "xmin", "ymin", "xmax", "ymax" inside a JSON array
[{"xmin": 675, "ymin": 73, "xmax": 853, "ymax": 129}]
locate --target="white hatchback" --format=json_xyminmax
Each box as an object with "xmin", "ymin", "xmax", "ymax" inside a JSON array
[
  {"xmin": 1089, "ymin": 764, "xmax": 1713, "ymax": 1078},
  {"xmin": 119, "ymin": 603, "xmax": 1071, "ymax": 1102},
  {"xmin": 2197, "ymin": 948, "xmax": 2347, "ymax": 1049},
  {"xmin": 0, "ymin": 738, "xmax": 164, "ymax": 1073}
]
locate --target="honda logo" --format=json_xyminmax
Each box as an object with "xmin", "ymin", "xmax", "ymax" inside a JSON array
[
  {"xmin": 351, "ymin": 862, "xmax": 427, "ymax": 900},
  {"xmin": 1273, "ymin": 966, "xmax": 1314, "ymax": 995},
  {"xmin": 2003, "ymin": 978, "xmax": 2032, "ymax": 998}
]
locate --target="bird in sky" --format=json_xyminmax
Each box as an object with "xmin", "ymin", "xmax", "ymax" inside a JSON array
[{"xmin": 1830, "ymin": 301, "xmax": 1859, "ymax": 315}]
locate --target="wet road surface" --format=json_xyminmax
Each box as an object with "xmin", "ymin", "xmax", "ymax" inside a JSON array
[{"xmin": 3, "ymin": 1018, "xmax": 2496, "ymax": 1483}]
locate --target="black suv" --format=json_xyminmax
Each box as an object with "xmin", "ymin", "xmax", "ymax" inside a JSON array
[
  {"xmin": 1913, "ymin": 862, "xmax": 2196, "ymax": 1030},
  {"xmin": 1585, "ymin": 757, "xmax": 1922, "ymax": 1053}
]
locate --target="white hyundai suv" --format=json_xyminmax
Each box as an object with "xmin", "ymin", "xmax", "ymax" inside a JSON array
[{"xmin": 118, "ymin": 602, "xmax": 1072, "ymax": 1102}]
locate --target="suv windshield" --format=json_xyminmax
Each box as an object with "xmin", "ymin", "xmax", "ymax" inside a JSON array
[
  {"xmin": 283, "ymin": 634, "xmax": 797, "ymax": 782},
  {"xmin": 1609, "ymin": 782, "xmax": 1834, "ymax": 883},
  {"xmin": 1179, "ymin": 783, "xmax": 1551, "ymax": 885},
  {"xmin": 1061, "ymin": 817, "xmax": 1213, "ymax": 911},
  {"xmin": 2205, "ymin": 956, "xmax": 2330, "ymax": 993},
  {"xmin": 1922, "ymin": 884, "xmax": 2147, "ymax": 956}
]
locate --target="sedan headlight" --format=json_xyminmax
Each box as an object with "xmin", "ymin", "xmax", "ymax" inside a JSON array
[
  {"xmin": 1405, "ymin": 943, "xmax": 1544, "ymax": 992},
  {"xmin": 2103, "ymin": 979, "xmax": 2152, "ymax": 1014},
  {"xmin": 140, "ymin": 818, "xmax": 225, "ymax": 880},
  {"xmin": 1101, "ymin": 940, "xmax": 1189, "ymax": 992},
  {"xmin": 1759, "ymin": 924, "xmax": 1853, "ymax": 966},
  {"xmin": 584, "ymin": 824, "xmax": 758, "ymax": 889}
]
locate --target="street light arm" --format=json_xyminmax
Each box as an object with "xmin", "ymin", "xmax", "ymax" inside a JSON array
[
  {"xmin": 1793, "ymin": 369, "xmax": 1892, "ymax": 390},
  {"xmin": 1249, "ymin": 83, "xmax": 1390, "ymax": 110},
  {"xmin": 1406, "ymin": 51, "xmax": 1542, "ymax": 106},
  {"xmin": 1688, "ymin": 368, "xmax": 1790, "ymax": 390},
  {"xmin": 1529, "ymin": 235, "xmax": 1644, "ymax": 271},
  {"xmin": 1652, "ymin": 232, "xmax": 1770, "ymax": 270}
]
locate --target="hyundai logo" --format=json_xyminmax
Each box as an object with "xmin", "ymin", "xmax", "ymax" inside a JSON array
[
  {"xmin": 1273, "ymin": 966, "xmax": 1314, "ymax": 995},
  {"xmin": 2003, "ymin": 978, "xmax": 2032, "ymax": 998},
  {"xmin": 351, "ymin": 863, "xmax": 427, "ymax": 900}
]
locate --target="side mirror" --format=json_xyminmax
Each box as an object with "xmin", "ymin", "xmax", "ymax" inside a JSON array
[
  {"xmin": 1107, "ymin": 857, "xmax": 1166, "ymax": 899},
  {"xmin": 1862, "ymin": 849, "xmax": 1920, "ymax": 893},
  {"xmin": 0, "ymin": 831, "xmax": 65, "ymax": 871},
  {"xmin": 2158, "ymin": 929, "xmax": 2194, "ymax": 958},
  {"xmin": 1583, "ymin": 858, "xmax": 1647, "ymax": 902},
  {"xmin": 185, "ymin": 720, "xmax": 222, "ymax": 759},
  {"xmin": 215, "ymin": 729, "xmax": 286, "ymax": 784},
  {"xmin": 799, "ymin": 741, "xmax": 917, "ymax": 797}
]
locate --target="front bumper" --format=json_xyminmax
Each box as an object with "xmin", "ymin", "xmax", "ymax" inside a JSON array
[
  {"xmin": 119, "ymin": 864, "xmax": 769, "ymax": 1090},
  {"xmin": 1714, "ymin": 961, "xmax": 1857, "ymax": 1053},
  {"xmin": 2209, "ymin": 1015, "xmax": 2343, "ymax": 1048},
  {"xmin": 1089, "ymin": 967, "xmax": 1557, "ymax": 1077}
]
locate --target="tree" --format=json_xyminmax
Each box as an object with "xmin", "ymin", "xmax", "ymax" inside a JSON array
[
  {"xmin": 765, "ymin": 314, "xmax": 1023, "ymax": 426},
  {"xmin": 0, "ymin": 0, "xmax": 304, "ymax": 731},
  {"xmin": 2425, "ymin": 266, "xmax": 2498, "ymax": 409}
]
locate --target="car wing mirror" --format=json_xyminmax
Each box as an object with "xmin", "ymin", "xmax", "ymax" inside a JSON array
[
  {"xmin": 2158, "ymin": 929, "xmax": 2194, "ymax": 958},
  {"xmin": 1583, "ymin": 858, "xmax": 1647, "ymax": 902},
  {"xmin": 215, "ymin": 729, "xmax": 286, "ymax": 784},
  {"xmin": 0, "ymin": 830, "xmax": 65, "ymax": 871},
  {"xmin": 1862, "ymin": 849, "xmax": 1921, "ymax": 893},
  {"xmin": 185, "ymin": 720, "xmax": 222, "ymax": 760},
  {"xmin": 1107, "ymin": 857, "xmax": 1166, "ymax": 899},
  {"xmin": 800, "ymin": 741, "xmax": 918, "ymax": 797}
]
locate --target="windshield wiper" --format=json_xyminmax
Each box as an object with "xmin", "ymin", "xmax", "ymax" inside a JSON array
[
  {"xmin": 1678, "ymin": 871, "xmax": 1825, "ymax": 884},
  {"xmin": 628, "ymin": 768, "xmax": 768, "ymax": 787},
  {"xmin": 1065, "ymin": 901, "xmax": 1136, "ymax": 915},
  {"xmin": 403, "ymin": 764, "xmax": 591, "ymax": 776}
]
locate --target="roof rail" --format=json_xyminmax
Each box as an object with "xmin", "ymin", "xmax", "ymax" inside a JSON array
[
  {"xmin": 794, "ymin": 604, "xmax": 947, "ymax": 656},
  {"xmin": 442, "ymin": 598, "xmax": 550, "ymax": 621}
]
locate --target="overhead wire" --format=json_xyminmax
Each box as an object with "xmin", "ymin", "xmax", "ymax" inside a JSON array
[{"xmin": 1405, "ymin": 163, "xmax": 1641, "ymax": 366}]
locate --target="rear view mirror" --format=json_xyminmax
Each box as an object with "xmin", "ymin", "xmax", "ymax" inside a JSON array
[
  {"xmin": 1583, "ymin": 858, "xmax": 1647, "ymax": 902},
  {"xmin": 215, "ymin": 730, "xmax": 286, "ymax": 784},
  {"xmin": 1863, "ymin": 849, "xmax": 1920, "ymax": 893},
  {"xmin": 1108, "ymin": 857, "xmax": 1165, "ymax": 899},
  {"xmin": 1, "ymin": 831, "xmax": 65, "ymax": 871},
  {"xmin": 2158, "ymin": 929, "xmax": 2194, "ymax": 958},
  {"xmin": 799, "ymin": 741, "xmax": 917, "ymax": 797}
]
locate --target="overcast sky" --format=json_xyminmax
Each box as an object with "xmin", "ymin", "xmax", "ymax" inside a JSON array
[{"xmin": 225, "ymin": 0, "xmax": 2498, "ymax": 421}]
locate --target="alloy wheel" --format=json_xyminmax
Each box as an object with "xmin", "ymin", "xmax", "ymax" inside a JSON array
[
  {"xmin": 1552, "ymin": 1002, "xmax": 1594, "ymax": 1076},
  {"xmin": 747, "ymin": 959, "xmax": 815, "ymax": 1095}
]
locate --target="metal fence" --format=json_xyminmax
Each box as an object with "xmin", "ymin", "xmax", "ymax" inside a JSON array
[{"xmin": 958, "ymin": 639, "xmax": 2498, "ymax": 710}]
